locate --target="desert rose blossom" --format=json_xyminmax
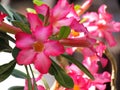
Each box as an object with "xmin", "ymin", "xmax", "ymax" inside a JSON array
[
  {"xmin": 15, "ymin": 25, "xmax": 64, "ymax": 74},
  {"xmin": 82, "ymin": 4, "xmax": 120, "ymax": 46}
]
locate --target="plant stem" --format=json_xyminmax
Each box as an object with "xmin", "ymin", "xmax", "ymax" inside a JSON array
[
  {"xmin": 42, "ymin": 77, "xmax": 50, "ymax": 90},
  {"xmin": 25, "ymin": 65, "xmax": 32, "ymax": 90},
  {"xmin": 29, "ymin": 65, "xmax": 38, "ymax": 90},
  {"xmin": 77, "ymin": 0, "xmax": 93, "ymax": 16},
  {"xmin": 60, "ymin": 38, "xmax": 91, "ymax": 47},
  {"xmin": 105, "ymin": 48, "xmax": 117, "ymax": 90},
  {"xmin": 0, "ymin": 22, "xmax": 22, "ymax": 34}
]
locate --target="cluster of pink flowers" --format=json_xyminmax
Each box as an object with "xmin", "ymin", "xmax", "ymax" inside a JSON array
[{"xmin": 0, "ymin": 0, "xmax": 120, "ymax": 90}]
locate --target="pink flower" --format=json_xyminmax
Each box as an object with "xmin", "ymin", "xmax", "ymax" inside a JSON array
[
  {"xmin": 83, "ymin": 4, "xmax": 120, "ymax": 46},
  {"xmin": 15, "ymin": 25, "xmax": 64, "ymax": 74},
  {"xmin": 0, "ymin": 12, "xmax": 7, "ymax": 24},
  {"xmin": 49, "ymin": 0, "xmax": 87, "ymax": 34},
  {"xmin": 65, "ymin": 64, "xmax": 111, "ymax": 90}
]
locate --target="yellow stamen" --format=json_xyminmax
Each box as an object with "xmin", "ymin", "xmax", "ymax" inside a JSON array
[
  {"xmin": 71, "ymin": 30, "xmax": 80, "ymax": 37},
  {"xmin": 33, "ymin": 41, "xmax": 44, "ymax": 52},
  {"xmin": 73, "ymin": 84, "xmax": 80, "ymax": 90}
]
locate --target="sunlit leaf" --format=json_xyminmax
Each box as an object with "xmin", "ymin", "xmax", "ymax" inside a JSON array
[{"xmin": 33, "ymin": 0, "xmax": 45, "ymax": 6}]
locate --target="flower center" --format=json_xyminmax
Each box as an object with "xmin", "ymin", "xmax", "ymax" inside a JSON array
[
  {"xmin": 33, "ymin": 41, "xmax": 44, "ymax": 52},
  {"xmin": 73, "ymin": 84, "xmax": 80, "ymax": 90},
  {"xmin": 71, "ymin": 30, "xmax": 80, "ymax": 37}
]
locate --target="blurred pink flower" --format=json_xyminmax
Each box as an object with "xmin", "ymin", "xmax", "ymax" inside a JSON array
[
  {"xmin": 65, "ymin": 64, "xmax": 111, "ymax": 90},
  {"xmin": 49, "ymin": 0, "xmax": 87, "ymax": 33},
  {"xmin": 0, "ymin": 12, "xmax": 7, "ymax": 24},
  {"xmin": 15, "ymin": 25, "xmax": 64, "ymax": 74},
  {"xmin": 83, "ymin": 4, "xmax": 120, "ymax": 46}
]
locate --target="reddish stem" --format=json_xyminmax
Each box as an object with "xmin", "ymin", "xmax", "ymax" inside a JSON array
[
  {"xmin": 60, "ymin": 38, "xmax": 91, "ymax": 47},
  {"xmin": 0, "ymin": 22, "xmax": 22, "ymax": 34}
]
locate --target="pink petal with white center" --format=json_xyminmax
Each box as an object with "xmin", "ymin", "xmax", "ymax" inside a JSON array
[
  {"xmin": 103, "ymin": 31, "xmax": 117, "ymax": 46},
  {"xmin": 51, "ymin": 0, "xmax": 71, "ymax": 19},
  {"xmin": 27, "ymin": 13, "xmax": 43, "ymax": 32},
  {"xmin": 44, "ymin": 40, "xmax": 64, "ymax": 56},
  {"xmin": 34, "ymin": 4, "xmax": 49, "ymax": 16},
  {"xmin": 33, "ymin": 25, "xmax": 52, "ymax": 42},
  {"xmin": 34, "ymin": 52, "xmax": 51, "ymax": 74},
  {"xmin": 15, "ymin": 32, "xmax": 35, "ymax": 49},
  {"xmin": 17, "ymin": 49, "xmax": 36, "ymax": 65}
]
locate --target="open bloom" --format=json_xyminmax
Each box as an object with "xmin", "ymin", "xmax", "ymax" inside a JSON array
[
  {"xmin": 15, "ymin": 25, "xmax": 64, "ymax": 74},
  {"xmin": 82, "ymin": 4, "xmax": 120, "ymax": 46}
]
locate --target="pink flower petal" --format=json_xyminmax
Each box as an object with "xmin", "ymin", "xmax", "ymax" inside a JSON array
[
  {"xmin": 51, "ymin": 0, "xmax": 71, "ymax": 19},
  {"xmin": 15, "ymin": 32, "xmax": 35, "ymax": 49},
  {"xmin": 33, "ymin": 25, "xmax": 52, "ymax": 41},
  {"xmin": 34, "ymin": 4, "xmax": 49, "ymax": 16},
  {"xmin": 17, "ymin": 49, "xmax": 36, "ymax": 65},
  {"xmin": 70, "ymin": 19, "xmax": 88, "ymax": 33},
  {"xmin": 103, "ymin": 31, "xmax": 117, "ymax": 46},
  {"xmin": 34, "ymin": 52, "xmax": 51, "ymax": 74},
  {"xmin": 44, "ymin": 40, "xmax": 64, "ymax": 56},
  {"xmin": 27, "ymin": 13, "xmax": 43, "ymax": 32}
]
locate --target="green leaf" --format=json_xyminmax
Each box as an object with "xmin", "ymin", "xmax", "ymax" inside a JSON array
[
  {"xmin": 8, "ymin": 86, "xmax": 24, "ymax": 90},
  {"xmin": 0, "ymin": 60, "xmax": 16, "ymax": 82},
  {"xmin": 11, "ymin": 69, "xmax": 27, "ymax": 79},
  {"xmin": 61, "ymin": 54, "xmax": 94, "ymax": 80},
  {"xmin": 12, "ymin": 21, "xmax": 31, "ymax": 34},
  {"xmin": 12, "ymin": 12, "xmax": 28, "ymax": 23},
  {"xmin": 12, "ymin": 47, "xmax": 20, "ymax": 59},
  {"xmin": 26, "ymin": 8, "xmax": 36, "ymax": 14},
  {"xmin": 33, "ymin": 0, "xmax": 44, "ymax": 6},
  {"xmin": 49, "ymin": 60, "xmax": 74, "ymax": 88},
  {"xmin": 0, "ymin": 3, "xmax": 13, "ymax": 19},
  {"xmin": 38, "ymin": 14, "xmax": 44, "ymax": 21},
  {"xmin": 57, "ymin": 26, "xmax": 71, "ymax": 40}
]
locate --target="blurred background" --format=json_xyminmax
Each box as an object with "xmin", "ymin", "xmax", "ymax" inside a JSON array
[{"xmin": 0, "ymin": 0, "xmax": 120, "ymax": 90}]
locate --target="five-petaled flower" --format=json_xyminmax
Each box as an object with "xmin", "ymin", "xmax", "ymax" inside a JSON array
[{"xmin": 15, "ymin": 25, "xmax": 64, "ymax": 74}]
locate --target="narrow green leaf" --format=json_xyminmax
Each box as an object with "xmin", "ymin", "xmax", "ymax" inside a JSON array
[
  {"xmin": 0, "ymin": 60, "xmax": 16, "ymax": 82},
  {"xmin": 12, "ymin": 47, "xmax": 20, "ymax": 59},
  {"xmin": 11, "ymin": 69, "xmax": 27, "ymax": 79},
  {"xmin": 49, "ymin": 60, "xmax": 74, "ymax": 88},
  {"xmin": 8, "ymin": 86, "xmax": 24, "ymax": 90},
  {"xmin": 12, "ymin": 11, "xmax": 28, "ymax": 23},
  {"xmin": 61, "ymin": 54, "xmax": 94, "ymax": 80},
  {"xmin": 33, "ymin": 0, "xmax": 44, "ymax": 6},
  {"xmin": 0, "ymin": 3, "xmax": 13, "ymax": 19},
  {"xmin": 12, "ymin": 21, "xmax": 31, "ymax": 34},
  {"xmin": 57, "ymin": 26, "xmax": 71, "ymax": 40}
]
